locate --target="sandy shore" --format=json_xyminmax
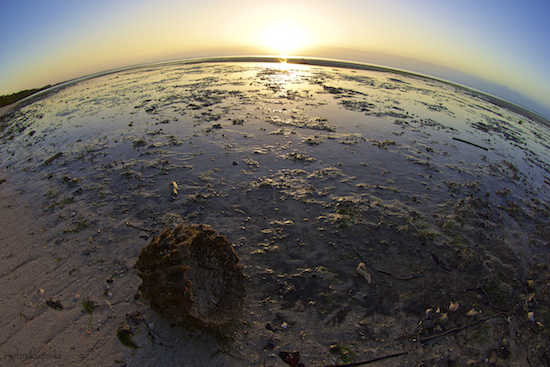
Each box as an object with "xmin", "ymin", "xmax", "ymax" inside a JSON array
[
  {"xmin": 0, "ymin": 102, "xmax": 19, "ymax": 118},
  {"xmin": 0, "ymin": 59, "xmax": 549, "ymax": 366}
]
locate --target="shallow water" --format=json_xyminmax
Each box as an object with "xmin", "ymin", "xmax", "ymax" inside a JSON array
[
  {"xmin": 1, "ymin": 59, "xmax": 550, "ymax": 366},
  {"xmin": 3, "ymin": 61, "xmax": 549, "ymax": 216}
]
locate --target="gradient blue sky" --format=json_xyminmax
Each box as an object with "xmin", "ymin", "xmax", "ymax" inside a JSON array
[{"xmin": 1, "ymin": 0, "xmax": 549, "ymax": 118}]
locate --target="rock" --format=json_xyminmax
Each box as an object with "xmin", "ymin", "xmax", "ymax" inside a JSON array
[{"xmin": 134, "ymin": 223, "xmax": 246, "ymax": 331}]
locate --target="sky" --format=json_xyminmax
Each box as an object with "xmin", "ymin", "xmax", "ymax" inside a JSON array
[{"xmin": 1, "ymin": 0, "xmax": 550, "ymax": 118}]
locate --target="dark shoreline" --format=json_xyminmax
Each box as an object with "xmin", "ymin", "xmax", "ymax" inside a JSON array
[{"xmin": 9, "ymin": 55, "xmax": 550, "ymax": 129}]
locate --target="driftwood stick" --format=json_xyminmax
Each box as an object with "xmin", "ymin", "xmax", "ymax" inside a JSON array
[
  {"xmin": 353, "ymin": 248, "xmax": 420, "ymax": 281},
  {"xmin": 419, "ymin": 312, "xmax": 507, "ymax": 343},
  {"xmin": 125, "ymin": 221, "xmax": 156, "ymax": 234},
  {"xmin": 320, "ymin": 351, "xmax": 407, "ymax": 367},
  {"xmin": 452, "ymin": 137, "xmax": 489, "ymax": 151}
]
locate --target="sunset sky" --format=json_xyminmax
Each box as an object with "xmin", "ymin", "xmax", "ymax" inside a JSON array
[{"xmin": 1, "ymin": 0, "xmax": 549, "ymax": 118}]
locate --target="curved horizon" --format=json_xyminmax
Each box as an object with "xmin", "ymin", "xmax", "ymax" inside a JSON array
[
  {"xmin": 10, "ymin": 54, "xmax": 550, "ymax": 125},
  {"xmin": 1, "ymin": 1, "xmax": 549, "ymax": 119}
]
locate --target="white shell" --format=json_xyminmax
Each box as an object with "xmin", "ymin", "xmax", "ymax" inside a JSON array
[{"xmin": 449, "ymin": 301, "xmax": 459, "ymax": 312}]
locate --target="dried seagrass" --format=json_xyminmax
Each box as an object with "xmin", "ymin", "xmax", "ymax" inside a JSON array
[{"xmin": 134, "ymin": 223, "xmax": 246, "ymax": 331}]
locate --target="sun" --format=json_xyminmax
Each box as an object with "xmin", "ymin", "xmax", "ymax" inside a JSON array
[
  {"xmin": 221, "ymin": 3, "xmax": 340, "ymax": 57},
  {"xmin": 259, "ymin": 21, "xmax": 310, "ymax": 55}
]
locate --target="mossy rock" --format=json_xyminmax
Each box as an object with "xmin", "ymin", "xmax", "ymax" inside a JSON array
[{"xmin": 134, "ymin": 223, "xmax": 246, "ymax": 331}]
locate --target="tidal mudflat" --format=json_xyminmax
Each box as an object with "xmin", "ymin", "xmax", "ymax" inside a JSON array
[{"xmin": 1, "ymin": 58, "xmax": 549, "ymax": 366}]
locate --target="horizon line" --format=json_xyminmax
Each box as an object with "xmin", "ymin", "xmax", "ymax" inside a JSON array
[{"xmin": 9, "ymin": 55, "xmax": 550, "ymax": 128}]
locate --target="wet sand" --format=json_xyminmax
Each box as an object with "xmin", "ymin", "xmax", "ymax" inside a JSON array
[
  {"xmin": 0, "ymin": 102, "xmax": 19, "ymax": 118},
  {"xmin": 0, "ymin": 58, "xmax": 549, "ymax": 366}
]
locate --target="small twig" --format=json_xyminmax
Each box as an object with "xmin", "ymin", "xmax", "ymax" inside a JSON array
[
  {"xmin": 44, "ymin": 152, "xmax": 63, "ymax": 165},
  {"xmin": 125, "ymin": 221, "xmax": 156, "ymax": 234},
  {"xmin": 371, "ymin": 267, "xmax": 421, "ymax": 281},
  {"xmin": 321, "ymin": 351, "xmax": 408, "ymax": 367},
  {"xmin": 211, "ymin": 349, "xmax": 247, "ymax": 360},
  {"xmin": 353, "ymin": 248, "xmax": 421, "ymax": 281},
  {"xmin": 419, "ymin": 321, "xmax": 482, "ymax": 343},
  {"xmin": 452, "ymin": 137, "xmax": 489, "ymax": 151},
  {"xmin": 126, "ymin": 310, "xmax": 174, "ymax": 349},
  {"xmin": 419, "ymin": 312, "xmax": 507, "ymax": 343},
  {"xmin": 105, "ymin": 300, "xmax": 116, "ymax": 313}
]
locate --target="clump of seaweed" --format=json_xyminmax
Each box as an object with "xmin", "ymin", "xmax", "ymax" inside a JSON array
[
  {"xmin": 134, "ymin": 223, "xmax": 246, "ymax": 332},
  {"xmin": 45, "ymin": 298, "xmax": 64, "ymax": 310},
  {"xmin": 82, "ymin": 298, "xmax": 98, "ymax": 332},
  {"xmin": 117, "ymin": 324, "xmax": 140, "ymax": 356}
]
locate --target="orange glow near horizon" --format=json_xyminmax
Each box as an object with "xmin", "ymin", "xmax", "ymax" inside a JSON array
[{"xmin": 220, "ymin": 2, "xmax": 339, "ymax": 57}]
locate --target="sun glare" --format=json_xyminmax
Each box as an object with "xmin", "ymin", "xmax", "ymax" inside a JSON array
[
  {"xmin": 260, "ymin": 21, "xmax": 310, "ymax": 55},
  {"xmin": 221, "ymin": 3, "xmax": 340, "ymax": 57}
]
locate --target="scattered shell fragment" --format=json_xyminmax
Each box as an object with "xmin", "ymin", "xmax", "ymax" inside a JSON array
[
  {"xmin": 355, "ymin": 262, "xmax": 372, "ymax": 283},
  {"xmin": 439, "ymin": 312, "xmax": 449, "ymax": 325},
  {"xmin": 449, "ymin": 301, "xmax": 459, "ymax": 312},
  {"xmin": 466, "ymin": 309, "xmax": 481, "ymax": 317},
  {"xmin": 170, "ymin": 181, "xmax": 178, "ymax": 200},
  {"xmin": 425, "ymin": 308, "xmax": 434, "ymax": 319},
  {"xmin": 528, "ymin": 312, "xmax": 535, "ymax": 322}
]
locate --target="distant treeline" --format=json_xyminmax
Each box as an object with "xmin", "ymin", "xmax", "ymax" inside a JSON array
[{"xmin": 0, "ymin": 85, "xmax": 51, "ymax": 108}]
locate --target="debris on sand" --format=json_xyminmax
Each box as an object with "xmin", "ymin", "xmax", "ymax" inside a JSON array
[
  {"xmin": 44, "ymin": 152, "xmax": 63, "ymax": 165},
  {"xmin": 169, "ymin": 181, "xmax": 178, "ymax": 201},
  {"xmin": 355, "ymin": 262, "xmax": 372, "ymax": 283},
  {"xmin": 449, "ymin": 301, "xmax": 459, "ymax": 312},
  {"xmin": 45, "ymin": 298, "xmax": 64, "ymax": 310},
  {"xmin": 134, "ymin": 223, "xmax": 246, "ymax": 331},
  {"xmin": 116, "ymin": 324, "xmax": 141, "ymax": 356}
]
